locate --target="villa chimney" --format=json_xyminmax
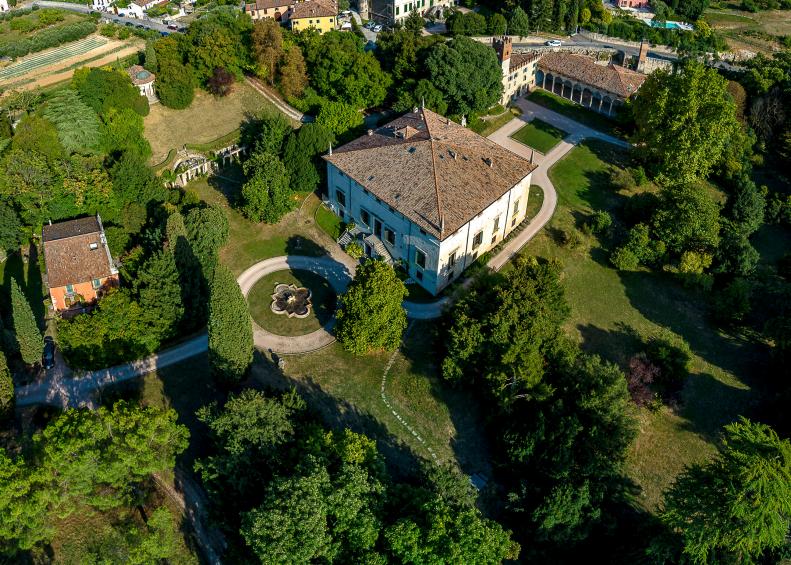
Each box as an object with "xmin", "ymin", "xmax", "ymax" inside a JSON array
[{"xmin": 484, "ymin": 157, "xmax": 493, "ymax": 168}]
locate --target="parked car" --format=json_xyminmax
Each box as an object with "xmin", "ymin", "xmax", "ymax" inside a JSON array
[
  {"xmin": 373, "ymin": 24, "xmax": 382, "ymax": 32},
  {"xmin": 167, "ymin": 23, "xmax": 178, "ymax": 29},
  {"xmin": 545, "ymin": 39, "xmax": 562, "ymax": 47},
  {"xmin": 341, "ymin": 9, "xmax": 352, "ymax": 15},
  {"xmin": 42, "ymin": 337, "xmax": 55, "ymax": 370},
  {"xmin": 135, "ymin": 23, "xmax": 145, "ymax": 29}
]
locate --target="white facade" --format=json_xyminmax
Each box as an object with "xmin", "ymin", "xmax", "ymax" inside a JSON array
[
  {"xmin": 92, "ymin": 0, "xmax": 113, "ymax": 10},
  {"xmin": 390, "ymin": 0, "xmax": 452, "ymax": 22},
  {"xmin": 0, "ymin": 0, "xmax": 9, "ymax": 13},
  {"xmin": 327, "ymin": 163, "xmax": 532, "ymax": 295},
  {"xmin": 501, "ymin": 59, "xmax": 539, "ymax": 105}
]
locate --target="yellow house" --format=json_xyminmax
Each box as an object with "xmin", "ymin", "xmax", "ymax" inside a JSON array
[{"xmin": 290, "ymin": 0, "xmax": 337, "ymax": 33}]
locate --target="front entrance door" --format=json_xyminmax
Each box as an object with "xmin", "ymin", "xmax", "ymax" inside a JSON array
[{"xmin": 373, "ymin": 218, "xmax": 383, "ymax": 238}]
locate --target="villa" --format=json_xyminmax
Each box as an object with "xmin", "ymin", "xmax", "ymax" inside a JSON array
[
  {"xmin": 323, "ymin": 107, "xmax": 537, "ymax": 296},
  {"xmin": 42, "ymin": 216, "xmax": 119, "ymax": 313},
  {"xmin": 290, "ymin": 0, "xmax": 337, "ymax": 33},
  {"xmin": 244, "ymin": 0, "xmax": 298, "ymax": 21}
]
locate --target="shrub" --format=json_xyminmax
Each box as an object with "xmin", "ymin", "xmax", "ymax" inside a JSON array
[
  {"xmin": 611, "ymin": 168, "xmax": 636, "ymax": 191},
  {"xmin": 587, "ymin": 210, "xmax": 612, "ymax": 235},
  {"xmin": 645, "ymin": 329, "xmax": 692, "ymax": 396},
  {"xmin": 626, "ymin": 352, "xmax": 660, "ymax": 408},
  {"xmin": 711, "ymin": 278, "xmax": 751, "ymax": 325},
  {"xmin": 560, "ymin": 228, "xmax": 583, "ymax": 249},
  {"xmin": 610, "ymin": 246, "xmax": 639, "ymax": 271},
  {"xmin": 346, "ymin": 241, "xmax": 363, "ymax": 260},
  {"xmin": 207, "ymin": 67, "xmax": 234, "ymax": 97}
]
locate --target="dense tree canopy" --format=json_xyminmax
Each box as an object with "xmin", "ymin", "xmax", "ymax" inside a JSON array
[
  {"xmin": 660, "ymin": 418, "xmax": 791, "ymax": 564},
  {"xmin": 425, "ymin": 37, "xmax": 503, "ymax": 116},
  {"xmin": 42, "ymin": 89, "xmax": 101, "ymax": 154},
  {"xmin": 335, "ymin": 260, "xmax": 407, "ymax": 355},
  {"xmin": 10, "ymin": 278, "xmax": 42, "ymax": 366},
  {"xmin": 633, "ymin": 61, "xmax": 740, "ymax": 183},
  {"xmin": 240, "ymin": 149, "xmax": 294, "ymax": 223}
]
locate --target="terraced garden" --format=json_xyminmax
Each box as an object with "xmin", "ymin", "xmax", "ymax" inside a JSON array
[{"xmin": 0, "ymin": 36, "xmax": 107, "ymax": 82}]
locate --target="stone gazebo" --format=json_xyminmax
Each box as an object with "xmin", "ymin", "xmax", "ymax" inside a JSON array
[
  {"xmin": 535, "ymin": 52, "xmax": 647, "ymax": 117},
  {"xmin": 127, "ymin": 65, "xmax": 157, "ymax": 103}
]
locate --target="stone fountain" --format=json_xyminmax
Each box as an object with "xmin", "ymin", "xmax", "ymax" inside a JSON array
[{"xmin": 270, "ymin": 283, "xmax": 312, "ymax": 319}]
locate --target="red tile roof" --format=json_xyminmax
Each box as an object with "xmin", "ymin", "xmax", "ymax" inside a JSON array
[
  {"xmin": 324, "ymin": 108, "xmax": 537, "ymax": 240},
  {"xmin": 42, "ymin": 217, "xmax": 116, "ymax": 288},
  {"xmin": 538, "ymin": 52, "xmax": 646, "ymax": 98},
  {"xmin": 291, "ymin": 0, "xmax": 336, "ymax": 19}
]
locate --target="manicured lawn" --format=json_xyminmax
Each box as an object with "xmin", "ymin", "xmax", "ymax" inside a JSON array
[
  {"xmin": 250, "ymin": 321, "xmax": 491, "ymax": 476},
  {"xmin": 517, "ymin": 140, "xmax": 764, "ymax": 510},
  {"xmin": 144, "ymin": 82, "xmax": 294, "ymax": 164},
  {"xmin": 186, "ymin": 174, "xmax": 330, "ymax": 275},
  {"xmin": 247, "ymin": 269, "xmax": 336, "ymax": 336},
  {"xmin": 315, "ymin": 202, "xmax": 344, "ymax": 241},
  {"xmin": 471, "ymin": 107, "xmax": 522, "ymax": 137},
  {"xmin": 510, "ymin": 118, "xmax": 568, "ymax": 154},
  {"xmin": 528, "ymin": 89, "xmax": 622, "ymax": 137},
  {"xmin": 524, "ymin": 184, "xmax": 544, "ymax": 221}
]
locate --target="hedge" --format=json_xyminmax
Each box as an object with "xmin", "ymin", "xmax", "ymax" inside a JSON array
[{"xmin": 0, "ymin": 20, "xmax": 97, "ymax": 59}]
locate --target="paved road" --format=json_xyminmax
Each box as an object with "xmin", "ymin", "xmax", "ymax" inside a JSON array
[{"xmin": 30, "ymin": 0, "xmax": 172, "ymax": 33}]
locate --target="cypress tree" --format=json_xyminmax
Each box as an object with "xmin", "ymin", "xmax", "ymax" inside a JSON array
[
  {"xmin": 10, "ymin": 278, "xmax": 43, "ymax": 366},
  {"xmin": 208, "ymin": 265, "xmax": 253, "ymax": 385},
  {"xmin": 0, "ymin": 350, "xmax": 13, "ymax": 418}
]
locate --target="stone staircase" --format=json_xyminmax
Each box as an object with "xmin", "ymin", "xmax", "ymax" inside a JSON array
[
  {"xmin": 337, "ymin": 224, "xmax": 362, "ymax": 246},
  {"xmin": 363, "ymin": 234, "xmax": 393, "ymax": 264}
]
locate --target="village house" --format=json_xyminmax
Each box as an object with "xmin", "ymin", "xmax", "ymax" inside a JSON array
[
  {"xmin": 290, "ymin": 0, "xmax": 337, "ymax": 33},
  {"xmin": 42, "ymin": 216, "xmax": 119, "ymax": 313},
  {"xmin": 368, "ymin": 0, "xmax": 453, "ymax": 24},
  {"xmin": 121, "ymin": 0, "xmax": 160, "ymax": 18},
  {"xmin": 323, "ymin": 107, "xmax": 537, "ymax": 296},
  {"xmin": 244, "ymin": 0, "xmax": 297, "ymax": 22}
]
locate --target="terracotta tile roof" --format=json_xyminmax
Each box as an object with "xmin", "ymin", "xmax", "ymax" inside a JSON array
[
  {"xmin": 42, "ymin": 217, "xmax": 116, "ymax": 288},
  {"xmin": 127, "ymin": 65, "xmax": 155, "ymax": 86},
  {"xmin": 538, "ymin": 52, "xmax": 646, "ymax": 98},
  {"xmin": 291, "ymin": 0, "xmax": 338, "ymax": 20},
  {"xmin": 245, "ymin": 0, "xmax": 293, "ymax": 11},
  {"xmin": 509, "ymin": 52, "xmax": 541, "ymax": 73},
  {"xmin": 324, "ymin": 108, "xmax": 537, "ymax": 240},
  {"xmin": 291, "ymin": 0, "xmax": 336, "ymax": 19}
]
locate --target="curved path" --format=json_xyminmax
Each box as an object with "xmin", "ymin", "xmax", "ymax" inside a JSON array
[{"xmin": 16, "ymin": 97, "xmax": 626, "ymax": 408}]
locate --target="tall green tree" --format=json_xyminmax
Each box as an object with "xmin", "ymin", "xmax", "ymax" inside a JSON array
[
  {"xmin": 0, "ymin": 449, "xmax": 52, "ymax": 553},
  {"xmin": 184, "ymin": 205, "xmax": 229, "ymax": 273},
  {"xmin": 144, "ymin": 40, "xmax": 158, "ymax": 73},
  {"xmin": 509, "ymin": 6, "xmax": 530, "ymax": 36},
  {"xmin": 252, "ymin": 18, "xmax": 283, "ymax": 83},
  {"xmin": 42, "ymin": 89, "xmax": 101, "ymax": 154},
  {"xmin": 660, "ymin": 418, "xmax": 791, "ymax": 564},
  {"xmin": 633, "ymin": 61, "xmax": 740, "ymax": 183},
  {"xmin": 653, "ymin": 182, "xmax": 721, "ymax": 256},
  {"xmin": 10, "ymin": 278, "xmax": 42, "ymax": 366},
  {"xmin": 315, "ymin": 100, "xmax": 363, "ymax": 138},
  {"xmin": 489, "ymin": 12, "xmax": 508, "ymax": 35},
  {"xmin": 282, "ymin": 123, "xmax": 334, "ymax": 194},
  {"xmin": 0, "ymin": 350, "xmax": 13, "ymax": 419},
  {"xmin": 135, "ymin": 250, "xmax": 184, "ymax": 342},
  {"xmin": 278, "ymin": 46, "xmax": 308, "ymax": 99},
  {"xmin": 240, "ymin": 150, "xmax": 294, "ymax": 223},
  {"xmin": 335, "ymin": 260, "xmax": 407, "ymax": 355},
  {"xmin": 426, "ymin": 37, "xmax": 503, "ymax": 116},
  {"xmin": 72, "ymin": 67, "xmax": 149, "ymax": 118},
  {"xmin": 0, "ymin": 202, "xmax": 23, "ymax": 252},
  {"xmin": 442, "ymin": 256, "xmax": 569, "ymax": 407},
  {"xmin": 37, "ymin": 401, "xmax": 189, "ymax": 510},
  {"xmin": 208, "ymin": 264, "xmax": 253, "ymax": 385},
  {"xmin": 153, "ymin": 36, "xmax": 195, "ymax": 110}
]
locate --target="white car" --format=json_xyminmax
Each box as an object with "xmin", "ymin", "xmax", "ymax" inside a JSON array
[
  {"xmin": 373, "ymin": 24, "xmax": 383, "ymax": 32},
  {"xmin": 545, "ymin": 39, "xmax": 562, "ymax": 47}
]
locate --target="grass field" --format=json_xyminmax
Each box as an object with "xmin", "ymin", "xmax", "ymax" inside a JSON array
[
  {"xmin": 510, "ymin": 118, "xmax": 568, "ymax": 154},
  {"xmin": 247, "ymin": 269, "xmax": 336, "ymax": 336},
  {"xmin": 472, "ymin": 106, "xmax": 522, "ymax": 137},
  {"xmin": 705, "ymin": 7, "xmax": 791, "ymax": 53},
  {"xmin": 144, "ymin": 82, "xmax": 291, "ymax": 164},
  {"xmin": 528, "ymin": 90, "xmax": 621, "ymax": 137},
  {"xmin": 524, "ymin": 140, "xmax": 764, "ymax": 510},
  {"xmin": 185, "ymin": 168, "xmax": 330, "ymax": 275}
]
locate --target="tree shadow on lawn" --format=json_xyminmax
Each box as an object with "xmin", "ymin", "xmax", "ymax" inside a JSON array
[
  {"xmin": 207, "ymin": 164, "xmax": 245, "ymax": 208},
  {"xmin": 285, "ymin": 234, "xmax": 328, "ymax": 258},
  {"xmin": 248, "ymin": 350, "xmax": 428, "ymax": 480},
  {"xmin": 397, "ymin": 321, "xmax": 494, "ymax": 478}
]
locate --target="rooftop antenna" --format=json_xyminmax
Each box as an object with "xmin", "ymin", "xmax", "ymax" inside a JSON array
[
  {"xmin": 530, "ymin": 149, "xmax": 534, "ymax": 164},
  {"xmin": 421, "ymin": 96, "xmax": 425, "ymax": 109}
]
